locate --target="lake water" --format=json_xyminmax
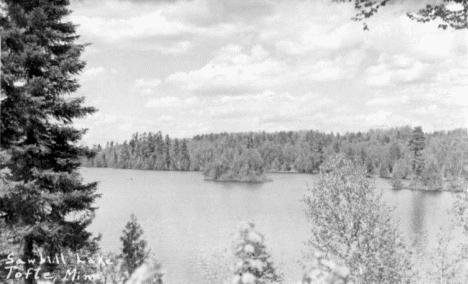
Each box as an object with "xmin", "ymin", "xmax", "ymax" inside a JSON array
[{"xmin": 81, "ymin": 168, "xmax": 458, "ymax": 284}]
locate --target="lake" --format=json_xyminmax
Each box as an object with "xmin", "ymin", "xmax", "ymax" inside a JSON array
[{"xmin": 81, "ymin": 168, "xmax": 458, "ymax": 284}]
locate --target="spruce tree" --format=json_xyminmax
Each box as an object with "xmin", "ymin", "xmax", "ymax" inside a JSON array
[
  {"xmin": 0, "ymin": 0, "xmax": 98, "ymax": 282},
  {"xmin": 173, "ymin": 138, "xmax": 180, "ymax": 170},
  {"xmin": 180, "ymin": 139, "xmax": 190, "ymax": 171},
  {"xmin": 409, "ymin": 126, "xmax": 426, "ymax": 178},
  {"xmin": 164, "ymin": 134, "xmax": 171, "ymax": 170},
  {"xmin": 121, "ymin": 214, "xmax": 150, "ymax": 277}
]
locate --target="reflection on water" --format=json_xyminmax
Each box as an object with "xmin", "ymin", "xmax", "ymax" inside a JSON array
[
  {"xmin": 411, "ymin": 191, "xmax": 426, "ymax": 236},
  {"xmin": 82, "ymin": 168, "xmax": 459, "ymax": 284}
]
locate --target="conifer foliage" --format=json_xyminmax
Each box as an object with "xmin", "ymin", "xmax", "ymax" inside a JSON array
[
  {"xmin": 232, "ymin": 221, "xmax": 282, "ymax": 284},
  {"xmin": 120, "ymin": 214, "xmax": 150, "ymax": 277},
  {"xmin": 0, "ymin": 0, "xmax": 98, "ymax": 281},
  {"xmin": 409, "ymin": 126, "xmax": 426, "ymax": 178}
]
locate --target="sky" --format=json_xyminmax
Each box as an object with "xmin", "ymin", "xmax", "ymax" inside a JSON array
[{"xmin": 69, "ymin": 0, "xmax": 468, "ymax": 146}]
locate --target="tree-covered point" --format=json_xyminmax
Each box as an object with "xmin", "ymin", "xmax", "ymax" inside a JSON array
[
  {"xmin": 203, "ymin": 148, "xmax": 270, "ymax": 183},
  {"xmin": 83, "ymin": 127, "xmax": 468, "ymax": 190}
]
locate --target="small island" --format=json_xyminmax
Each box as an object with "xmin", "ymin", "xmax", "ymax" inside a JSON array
[{"xmin": 203, "ymin": 148, "xmax": 271, "ymax": 182}]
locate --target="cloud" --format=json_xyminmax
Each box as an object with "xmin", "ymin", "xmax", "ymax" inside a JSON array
[
  {"xmin": 72, "ymin": 11, "xmax": 188, "ymax": 41},
  {"xmin": 145, "ymin": 96, "xmax": 180, "ymax": 108},
  {"xmin": 165, "ymin": 43, "xmax": 365, "ymax": 97},
  {"xmin": 135, "ymin": 78, "xmax": 162, "ymax": 88},
  {"xmin": 70, "ymin": 0, "xmax": 248, "ymax": 53},
  {"xmin": 134, "ymin": 78, "xmax": 162, "ymax": 95},
  {"xmin": 365, "ymin": 110, "xmax": 392, "ymax": 125},
  {"xmin": 166, "ymin": 44, "xmax": 286, "ymax": 94},
  {"xmin": 145, "ymin": 96, "xmax": 198, "ymax": 108},
  {"xmin": 82, "ymin": 66, "xmax": 105, "ymax": 77},
  {"xmin": 206, "ymin": 91, "xmax": 334, "ymax": 121},
  {"xmin": 258, "ymin": 1, "xmax": 361, "ymax": 55},
  {"xmin": 366, "ymin": 95, "xmax": 409, "ymax": 106},
  {"xmin": 302, "ymin": 50, "xmax": 365, "ymax": 81},
  {"xmin": 142, "ymin": 40, "xmax": 192, "ymax": 54},
  {"xmin": 365, "ymin": 54, "xmax": 430, "ymax": 87},
  {"xmin": 80, "ymin": 66, "xmax": 117, "ymax": 81},
  {"xmin": 156, "ymin": 115, "xmax": 174, "ymax": 122}
]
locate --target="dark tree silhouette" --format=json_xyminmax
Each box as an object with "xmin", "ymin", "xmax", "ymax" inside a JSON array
[
  {"xmin": 120, "ymin": 214, "xmax": 150, "ymax": 277},
  {"xmin": 0, "ymin": 0, "xmax": 99, "ymax": 282}
]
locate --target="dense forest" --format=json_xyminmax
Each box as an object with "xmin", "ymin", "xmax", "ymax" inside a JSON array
[{"xmin": 83, "ymin": 126, "xmax": 468, "ymax": 189}]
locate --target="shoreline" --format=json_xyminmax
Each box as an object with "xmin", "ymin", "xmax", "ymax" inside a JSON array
[{"xmin": 81, "ymin": 166, "xmax": 465, "ymax": 192}]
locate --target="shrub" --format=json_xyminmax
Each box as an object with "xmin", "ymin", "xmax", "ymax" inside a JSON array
[
  {"xmin": 231, "ymin": 221, "xmax": 282, "ymax": 284},
  {"xmin": 303, "ymin": 155, "xmax": 414, "ymax": 284}
]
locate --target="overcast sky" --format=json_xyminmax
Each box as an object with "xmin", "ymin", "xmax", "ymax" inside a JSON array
[{"xmin": 69, "ymin": 0, "xmax": 468, "ymax": 146}]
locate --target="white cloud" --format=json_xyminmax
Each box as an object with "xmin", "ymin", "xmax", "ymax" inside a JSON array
[
  {"xmin": 145, "ymin": 96, "xmax": 181, "ymax": 108},
  {"xmin": 70, "ymin": 0, "xmax": 245, "ymax": 53},
  {"xmin": 166, "ymin": 44, "xmax": 286, "ymax": 94},
  {"xmin": 366, "ymin": 54, "xmax": 429, "ymax": 86},
  {"xmin": 72, "ymin": 11, "xmax": 187, "ymax": 41},
  {"xmin": 157, "ymin": 115, "xmax": 174, "ymax": 122},
  {"xmin": 81, "ymin": 66, "xmax": 106, "ymax": 80},
  {"xmin": 411, "ymin": 104, "xmax": 438, "ymax": 115},
  {"xmin": 144, "ymin": 96, "xmax": 198, "ymax": 108},
  {"xmin": 80, "ymin": 66, "xmax": 118, "ymax": 82},
  {"xmin": 142, "ymin": 41, "xmax": 193, "ymax": 54},
  {"xmin": 366, "ymin": 95, "xmax": 409, "ymax": 106},
  {"xmin": 204, "ymin": 90, "xmax": 334, "ymax": 122},
  {"xmin": 365, "ymin": 110, "xmax": 392, "ymax": 124},
  {"xmin": 260, "ymin": 1, "xmax": 361, "ymax": 55},
  {"xmin": 165, "ymin": 43, "xmax": 365, "ymax": 96},
  {"xmin": 133, "ymin": 78, "xmax": 162, "ymax": 96},
  {"xmin": 302, "ymin": 50, "xmax": 364, "ymax": 81},
  {"xmin": 135, "ymin": 78, "xmax": 162, "ymax": 88}
]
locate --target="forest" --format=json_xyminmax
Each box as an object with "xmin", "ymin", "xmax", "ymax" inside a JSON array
[
  {"xmin": 2, "ymin": 0, "xmax": 468, "ymax": 283},
  {"xmin": 83, "ymin": 126, "xmax": 468, "ymax": 190}
]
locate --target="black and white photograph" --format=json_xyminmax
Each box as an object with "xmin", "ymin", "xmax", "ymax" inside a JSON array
[{"xmin": 1, "ymin": 0, "xmax": 468, "ymax": 283}]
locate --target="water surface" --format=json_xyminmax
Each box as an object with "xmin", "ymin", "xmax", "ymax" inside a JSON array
[{"xmin": 81, "ymin": 168, "xmax": 457, "ymax": 284}]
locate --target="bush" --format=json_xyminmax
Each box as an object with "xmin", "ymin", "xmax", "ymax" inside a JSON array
[
  {"xmin": 231, "ymin": 221, "xmax": 283, "ymax": 284},
  {"xmin": 304, "ymin": 155, "xmax": 413, "ymax": 284},
  {"xmin": 300, "ymin": 251, "xmax": 350, "ymax": 284},
  {"xmin": 421, "ymin": 157, "xmax": 443, "ymax": 190}
]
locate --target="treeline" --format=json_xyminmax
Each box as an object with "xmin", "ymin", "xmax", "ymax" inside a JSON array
[
  {"xmin": 83, "ymin": 127, "xmax": 468, "ymax": 189},
  {"xmin": 84, "ymin": 132, "xmax": 191, "ymax": 171}
]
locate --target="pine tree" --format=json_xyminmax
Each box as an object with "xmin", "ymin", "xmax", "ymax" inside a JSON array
[
  {"xmin": 164, "ymin": 134, "xmax": 171, "ymax": 170},
  {"xmin": 155, "ymin": 132, "xmax": 165, "ymax": 170},
  {"xmin": 180, "ymin": 139, "xmax": 190, "ymax": 171},
  {"xmin": 231, "ymin": 221, "xmax": 282, "ymax": 284},
  {"xmin": 121, "ymin": 214, "xmax": 150, "ymax": 277},
  {"xmin": 173, "ymin": 138, "xmax": 180, "ymax": 170},
  {"xmin": 409, "ymin": 126, "xmax": 426, "ymax": 178},
  {"xmin": 0, "ymin": 0, "xmax": 98, "ymax": 282}
]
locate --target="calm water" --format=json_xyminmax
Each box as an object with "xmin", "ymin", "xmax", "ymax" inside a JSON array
[{"xmin": 81, "ymin": 168, "xmax": 457, "ymax": 284}]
